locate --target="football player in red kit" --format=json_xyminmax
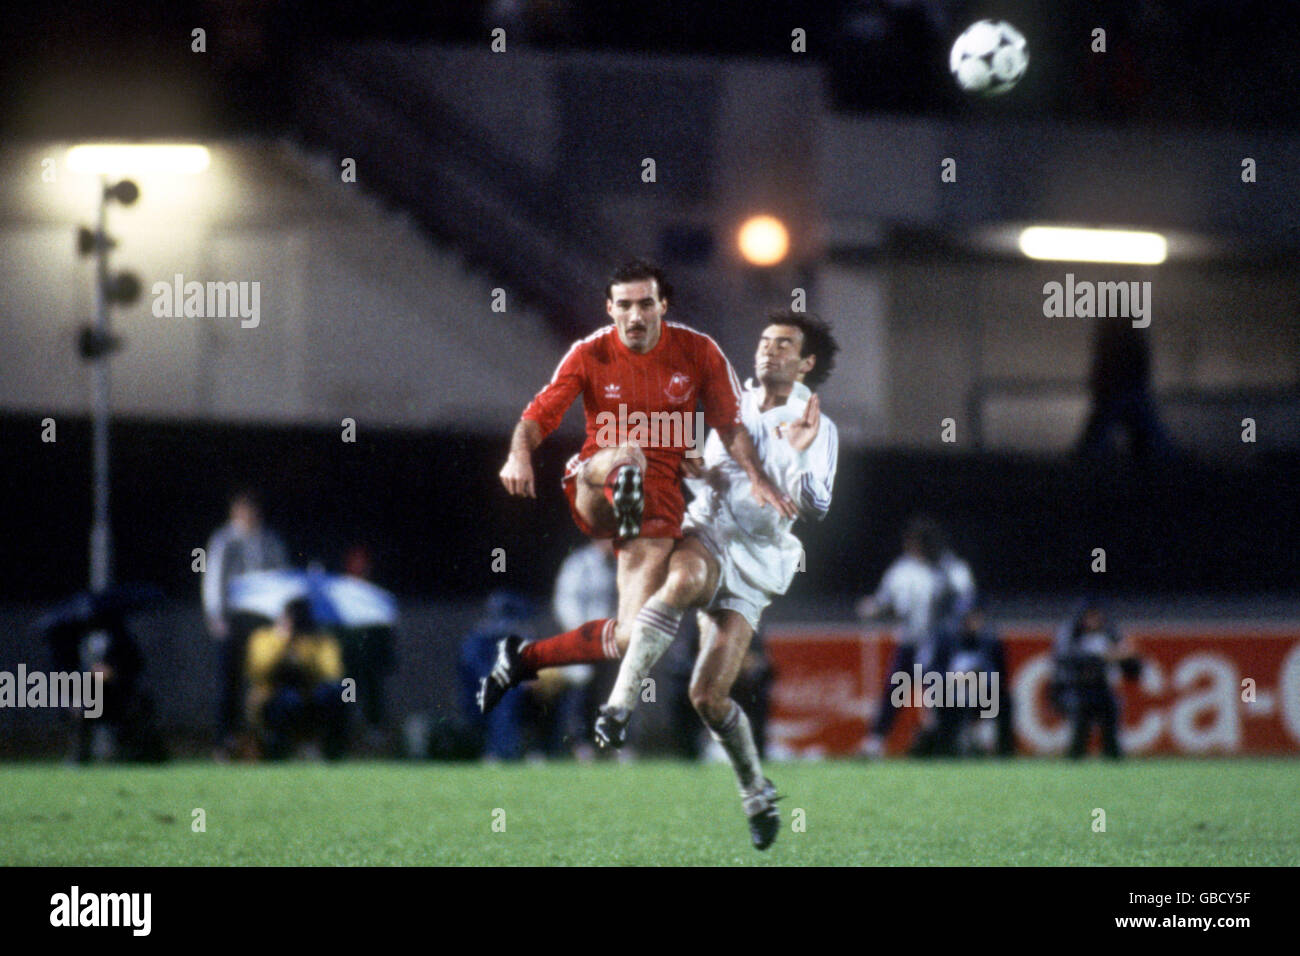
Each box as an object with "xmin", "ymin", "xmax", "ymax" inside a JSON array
[{"xmin": 482, "ymin": 260, "xmax": 794, "ymax": 735}]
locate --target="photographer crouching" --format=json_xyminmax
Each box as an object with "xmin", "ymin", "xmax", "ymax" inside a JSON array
[{"xmin": 245, "ymin": 598, "xmax": 347, "ymax": 760}]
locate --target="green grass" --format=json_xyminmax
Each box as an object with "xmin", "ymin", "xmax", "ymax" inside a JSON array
[{"xmin": 2, "ymin": 758, "xmax": 1296, "ymax": 866}]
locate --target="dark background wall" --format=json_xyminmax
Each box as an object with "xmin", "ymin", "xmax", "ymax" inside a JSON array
[{"xmin": 5, "ymin": 412, "xmax": 1297, "ymax": 606}]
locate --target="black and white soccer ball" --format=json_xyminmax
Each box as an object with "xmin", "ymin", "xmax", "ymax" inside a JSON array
[{"xmin": 949, "ymin": 20, "xmax": 1029, "ymax": 96}]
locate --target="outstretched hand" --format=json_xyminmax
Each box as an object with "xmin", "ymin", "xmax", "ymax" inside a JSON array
[
  {"xmin": 751, "ymin": 472, "xmax": 798, "ymax": 519},
  {"xmin": 780, "ymin": 393, "xmax": 821, "ymax": 453},
  {"xmin": 679, "ymin": 455, "xmax": 706, "ymax": 479}
]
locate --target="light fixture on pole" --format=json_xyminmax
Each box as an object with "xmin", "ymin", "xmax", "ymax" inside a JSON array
[
  {"xmin": 68, "ymin": 143, "xmax": 209, "ymax": 592},
  {"xmin": 76, "ymin": 176, "xmax": 138, "ymax": 593},
  {"xmin": 1018, "ymin": 226, "xmax": 1168, "ymax": 265}
]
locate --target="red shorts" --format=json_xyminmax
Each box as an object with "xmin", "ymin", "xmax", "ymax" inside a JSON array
[{"xmin": 562, "ymin": 453, "xmax": 684, "ymax": 541}]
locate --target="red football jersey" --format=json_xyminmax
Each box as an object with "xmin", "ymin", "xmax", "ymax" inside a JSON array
[{"xmin": 522, "ymin": 320, "xmax": 744, "ymax": 491}]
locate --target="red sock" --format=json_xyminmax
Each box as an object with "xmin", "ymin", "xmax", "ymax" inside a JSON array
[{"xmin": 520, "ymin": 619, "xmax": 619, "ymax": 673}]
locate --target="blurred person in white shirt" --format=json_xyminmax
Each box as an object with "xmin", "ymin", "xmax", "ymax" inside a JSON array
[
  {"xmin": 856, "ymin": 516, "xmax": 975, "ymax": 756},
  {"xmin": 550, "ymin": 539, "xmax": 617, "ymax": 757}
]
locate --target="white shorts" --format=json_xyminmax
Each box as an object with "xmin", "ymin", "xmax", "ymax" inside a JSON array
[{"xmin": 681, "ymin": 517, "xmax": 773, "ymax": 633}]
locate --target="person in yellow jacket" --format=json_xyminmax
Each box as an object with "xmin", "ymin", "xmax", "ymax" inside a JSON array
[{"xmin": 245, "ymin": 597, "xmax": 347, "ymax": 759}]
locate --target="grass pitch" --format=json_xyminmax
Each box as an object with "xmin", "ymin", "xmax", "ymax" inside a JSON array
[{"xmin": 2, "ymin": 758, "xmax": 1296, "ymax": 866}]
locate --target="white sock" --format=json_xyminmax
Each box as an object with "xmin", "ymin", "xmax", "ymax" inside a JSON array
[
  {"xmin": 606, "ymin": 597, "xmax": 684, "ymax": 712},
  {"xmin": 706, "ymin": 700, "xmax": 764, "ymax": 795}
]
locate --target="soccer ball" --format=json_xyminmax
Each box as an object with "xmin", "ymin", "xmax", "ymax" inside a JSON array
[{"xmin": 949, "ymin": 20, "xmax": 1028, "ymax": 96}]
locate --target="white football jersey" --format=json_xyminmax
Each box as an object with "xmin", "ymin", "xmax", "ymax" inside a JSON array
[
  {"xmin": 936, "ymin": 551, "xmax": 977, "ymax": 624},
  {"xmin": 684, "ymin": 380, "xmax": 837, "ymax": 597},
  {"xmin": 874, "ymin": 555, "xmax": 948, "ymax": 647}
]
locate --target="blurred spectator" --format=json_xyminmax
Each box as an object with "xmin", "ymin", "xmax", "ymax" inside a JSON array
[
  {"xmin": 245, "ymin": 597, "xmax": 347, "ymax": 760},
  {"xmin": 551, "ymin": 540, "xmax": 617, "ymax": 758},
  {"xmin": 1079, "ymin": 315, "xmax": 1170, "ymax": 459},
  {"xmin": 915, "ymin": 605, "xmax": 1012, "ymax": 757},
  {"xmin": 458, "ymin": 591, "xmax": 538, "ymax": 760},
  {"xmin": 1050, "ymin": 599, "xmax": 1142, "ymax": 759},
  {"xmin": 931, "ymin": 526, "xmax": 977, "ymax": 644},
  {"xmin": 552, "ymin": 539, "xmax": 617, "ymax": 635},
  {"xmin": 336, "ymin": 544, "xmax": 396, "ymax": 750},
  {"xmin": 857, "ymin": 515, "xmax": 973, "ymax": 756},
  {"xmin": 203, "ymin": 489, "xmax": 288, "ymax": 754},
  {"xmin": 43, "ymin": 605, "xmax": 167, "ymax": 764}
]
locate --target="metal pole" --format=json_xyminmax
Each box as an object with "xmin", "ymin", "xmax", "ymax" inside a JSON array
[{"xmin": 89, "ymin": 178, "xmax": 111, "ymax": 592}]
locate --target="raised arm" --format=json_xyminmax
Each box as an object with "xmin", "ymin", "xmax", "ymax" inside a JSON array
[
  {"xmin": 202, "ymin": 529, "xmax": 229, "ymax": 638},
  {"xmin": 856, "ymin": 570, "xmax": 895, "ymax": 621},
  {"xmin": 696, "ymin": 336, "xmax": 796, "ymax": 518},
  {"xmin": 779, "ymin": 394, "xmax": 837, "ymax": 522},
  {"xmin": 718, "ymin": 423, "xmax": 797, "ymax": 519},
  {"xmin": 501, "ymin": 343, "xmax": 585, "ymax": 498},
  {"xmin": 500, "ymin": 418, "xmax": 544, "ymax": 498}
]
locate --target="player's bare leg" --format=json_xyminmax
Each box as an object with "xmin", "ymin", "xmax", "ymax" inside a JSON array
[
  {"xmin": 592, "ymin": 534, "xmax": 676, "ymax": 747},
  {"xmin": 480, "ymin": 455, "xmax": 658, "ymax": 719},
  {"xmin": 602, "ymin": 535, "xmax": 717, "ymax": 718},
  {"xmin": 691, "ymin": 608, "xmax": 781, "ymax": 850},
  {"xmin": 480, "ymin": 444, "xmax": 647, "ymax": 715},
  {"xmin": 573, "ymin": 443, "xmax": 646, "ymax": 540}
]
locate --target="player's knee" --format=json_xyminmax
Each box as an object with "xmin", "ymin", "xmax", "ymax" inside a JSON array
[
  {"xmin": 584, "ymin": 444, "xmax": 644, "ymax": 485},
  {"xmin": 573, "ymin": 486, "xmax": 614, "ymax": 533},
  {"xmin": 663, "ymin": 557, "xmax": 708, "ymax": 606},
  {"xmin": 689, "ymin": 678, "xmax": 729, "ymax": 725},
  {"xmin": 618, "ymin": 443, "xmax": 647, "ymax": 469},
  {"xmin": 622, "ymin": 539, "xmax": 674, "ymax": 580},
  {"xmin": 578, "ymin": 449, "xmax": 614, "ymax": 488}
]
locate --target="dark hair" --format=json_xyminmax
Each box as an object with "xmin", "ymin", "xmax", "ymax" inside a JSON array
[
  {"xmin": 284, "ymin": 597, "xmax": 316, "ymax": 634},
  {"xmin": 764, "ymin": 310, "xmax": 838, "ymax": 389},
  {"xmin": 605, "ymin": 259, "xmax": 673, "ymax": 303},
  {"xmin": 229, "ymin": 488, "xmax": 261, "ymax": 510},
  {"xmin": 904, "ymin": 514, "xmax": 945, "ymax": 563}
]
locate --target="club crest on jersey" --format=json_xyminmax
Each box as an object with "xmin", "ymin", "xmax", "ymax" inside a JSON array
[{"xmin": 664, "ymin": 372, "xmax": 693, "ymax": 404}]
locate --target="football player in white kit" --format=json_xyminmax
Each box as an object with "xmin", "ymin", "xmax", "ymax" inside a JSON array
[{"xmin": 593, "ymin": 312, "xmax": 839, "ymax": 850}]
